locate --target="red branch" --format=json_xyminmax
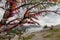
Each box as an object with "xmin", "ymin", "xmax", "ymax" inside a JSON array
[{"xmin": 0, "ymin": 2, "xmax": 56, "ymax": 33}]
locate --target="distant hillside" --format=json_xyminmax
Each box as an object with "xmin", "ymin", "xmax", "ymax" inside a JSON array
[{"xmin": 24, "ymin": 24, "xmax": 60, "ymax": 40}]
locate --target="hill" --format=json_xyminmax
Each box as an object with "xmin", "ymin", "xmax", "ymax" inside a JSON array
[{"xmin": 24, "ymin": 24, "xmax": 60, "ymax": 40}]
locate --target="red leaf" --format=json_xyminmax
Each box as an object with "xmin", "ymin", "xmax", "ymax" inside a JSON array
[{"xmin": 49, "ymin": 0, "xmax": 57, "ymax": 2}]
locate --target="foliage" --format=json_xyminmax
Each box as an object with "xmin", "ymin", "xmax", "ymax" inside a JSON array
[{"xmin": 0, "ymin": 0, "xmax": 58, "ymax": 40}]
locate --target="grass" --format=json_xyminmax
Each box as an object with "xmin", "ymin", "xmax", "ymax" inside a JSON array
[
  {"xmin": 48, "ymin": 29, "xmax": 60, "ymax": 32},
  {"xmin": 43, "ymin": 29, "xmax": 60, "ymax": 38},
  {"xmin": 24, "ymin": 34, "xmax": 35, "ymax": 40},
  {"xmin": 43, "ymin": 33, "xmax": 54, "ymax": 38}
]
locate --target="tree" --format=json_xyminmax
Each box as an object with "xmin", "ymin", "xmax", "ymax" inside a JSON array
[{"xmin": 0, "ymin": 0, "xmax": 57, "ymax": 40}]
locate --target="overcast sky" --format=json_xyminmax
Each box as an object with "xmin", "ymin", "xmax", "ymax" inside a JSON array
[{"xmin": 0, "ymin": 4, "xmax": 60, "ymax": 26}]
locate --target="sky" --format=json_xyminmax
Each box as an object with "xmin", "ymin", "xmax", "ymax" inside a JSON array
[
  {"xmin": 31, "ymin": 4, "xmax": 60, "ymax": 26},
  {"xmin": 0, "ymin": 3, "xmax": 60, "ymax": 26},
  {"xmin": 41, "ymin": 5, "xmax": 60, "ymax": 26}
]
